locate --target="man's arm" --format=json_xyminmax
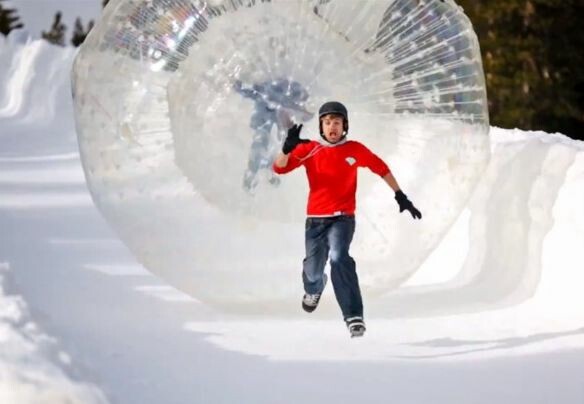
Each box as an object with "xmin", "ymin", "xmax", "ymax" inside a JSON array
[
  {"xmin": 382, "ymin": 171, "xmax": 401, "ymax": 192},
  {"xmin": 233, "ymin": 80, "xmax": 260, "ymax": 100},
  {"xmin": 359, "ymin": 145, "xmax": 421, "ymax": 219},
  {"xmin": 273, "ymin": 149, "xmax": 305, "ymax": 174},
  {"xmin": 274, "ymin": 152, "xmax": 290, "ymax": 168}
]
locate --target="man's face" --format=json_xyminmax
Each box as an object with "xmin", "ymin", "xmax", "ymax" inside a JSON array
[{"xmin": 321, "ymin": 114, "xmax": 345, "ymax": 143}]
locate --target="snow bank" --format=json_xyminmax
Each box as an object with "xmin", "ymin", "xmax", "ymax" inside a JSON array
[
  {"xmin": 0, "ymin": 263, "xmax": 108, "ymax": 404},
  {"xmin": 373, "ymin": 126, "xmax": 584, "ymax": 316},
  {"xmin": 0, "ymin": 39, "xmax": 108, "ymax": 403},
  {"xmin": 0, "ymin": 38, "xmax": 77, "ymax": 150}
]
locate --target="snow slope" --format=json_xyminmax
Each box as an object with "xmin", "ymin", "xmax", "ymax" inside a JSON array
[{"xmin": 1, "ymin": 39, "xmax": 584, "ymax": 403}]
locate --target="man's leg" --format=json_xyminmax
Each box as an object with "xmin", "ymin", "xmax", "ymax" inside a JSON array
[
  {"xmin": 244, "ymin": 113, "xmax": 272, "ymax": 190},
  {"xmin": 302, "ymin": 218, "xmax": 330, "ymax": 296},
  {"xmin": 328, "ymin": 216, "xmax": 363, "ymax": 320}
]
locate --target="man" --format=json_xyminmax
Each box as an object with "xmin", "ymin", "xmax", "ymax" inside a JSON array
[
  {"xmin": 234, "ymin": 79, "xmax": 312, "ymax": 191},
  {"xmin": 272, "ymin": 101, "xmax": 422, "ymax": 338}
]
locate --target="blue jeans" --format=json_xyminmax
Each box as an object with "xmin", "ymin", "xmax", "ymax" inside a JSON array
[{"xmin": 303, "ymin": 215, "xmax": 363, "ymax": 319}]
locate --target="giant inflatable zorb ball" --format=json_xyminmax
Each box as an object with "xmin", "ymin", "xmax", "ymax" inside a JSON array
[{"xmin": 72, "ymin": 0, "xmax": 490, "ymax": 314}]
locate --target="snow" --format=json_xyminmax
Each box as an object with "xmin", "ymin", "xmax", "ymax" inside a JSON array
[
  {"xmin": 1, "ymin": 39, "xmax": 584, "ymax": 403},
  {"xmin": 0, "ymin": 263, "xmax": 107, "ymax": 404}
]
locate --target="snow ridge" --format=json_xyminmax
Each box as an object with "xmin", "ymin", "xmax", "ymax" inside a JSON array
[
  {"xmin": 0, "ymin": 263, "xmax": 108, "ymax": 404},
  {"xmin": 0, "ymin": 40, "xmax": 76, "ymax": 132}
]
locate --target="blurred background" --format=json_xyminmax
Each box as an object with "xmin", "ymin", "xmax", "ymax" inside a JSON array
[{"xmin": 2, "ymin": 0, "xmax": 583, "ymax": 141}]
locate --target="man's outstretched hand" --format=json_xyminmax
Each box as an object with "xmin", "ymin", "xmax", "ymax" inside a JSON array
[
  {"xmin": 282, "ymin": 124, "xmax": 310, "ymax": 154},
  {"xmin": 394, "ymin": 190, "xmax": 422, "ymax": 219}
]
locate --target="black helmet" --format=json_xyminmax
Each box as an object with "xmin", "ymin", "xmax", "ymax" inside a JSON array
[{"xmin": 318, "ymin": 101, "xmax": 349, "ymax": 136}]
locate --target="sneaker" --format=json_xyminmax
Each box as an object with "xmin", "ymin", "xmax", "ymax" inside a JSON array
[
  {"xmin": 302, "ymin": 274, "xmax": 328, "ymax": 313},
  {"xmin": 345, "ymin": 316, "xmax": 366, "ymax": 338}
]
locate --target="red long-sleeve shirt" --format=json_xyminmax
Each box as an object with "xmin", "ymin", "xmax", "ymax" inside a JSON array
[{"xmin": 273, "ymin": 140, "xmax": 391, "ymax": 216}]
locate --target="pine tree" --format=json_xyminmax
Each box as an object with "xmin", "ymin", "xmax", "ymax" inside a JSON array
[
  {"xmin": 71, "ymin": 17, "xmax": 94, "ymax": 47},
  {"xmin": 42, "ymin": 11, "xmax": 66, "ymax": 46},
  {"xmin": 528, "ymin": 0, "xmax": 584, "ymax": 138},
  {"xmin": 0, "ymin": 0, "xmax": 24, "ymax": 36},
  {"xmin": 456, "ymin": 0, "xmax": 584, "ymax": 140}
]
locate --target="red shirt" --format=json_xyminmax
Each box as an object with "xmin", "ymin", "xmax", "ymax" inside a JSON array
[{"xmin": 273, "ymin": 139, "xmax": 391, "ymax": 216}]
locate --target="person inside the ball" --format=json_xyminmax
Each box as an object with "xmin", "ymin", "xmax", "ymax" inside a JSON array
[{"xmin": 272, "ymin": 101, "xmax": 422, "ymax": 338}]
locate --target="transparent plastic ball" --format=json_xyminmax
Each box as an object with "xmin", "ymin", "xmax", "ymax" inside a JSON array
[{"xmin": 72, "ymin": 0, "xmax": 489, "ymax": 314}]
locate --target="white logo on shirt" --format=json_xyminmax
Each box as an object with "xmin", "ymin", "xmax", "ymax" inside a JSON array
[{"xmin": 345, "ymin": 157, "xmax": 356, "ymax": 166}]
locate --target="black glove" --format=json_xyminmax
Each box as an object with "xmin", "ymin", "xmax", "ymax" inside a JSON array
[
  {"xmin": 394, "ymin": 190, "xmax": 422, "ymax": 220},
  {"xmin": 282, "ymin": 124, "xmax": 309, "ymax": 154}
]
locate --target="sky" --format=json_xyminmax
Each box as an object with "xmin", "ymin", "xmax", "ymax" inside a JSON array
[
  {"xmin": 1, "ymin": 4, "xmax": 584, "ymax": 403},
  {"xmin": 7, "ymin": 0, "xmax": 102, "ymax": 40}
]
